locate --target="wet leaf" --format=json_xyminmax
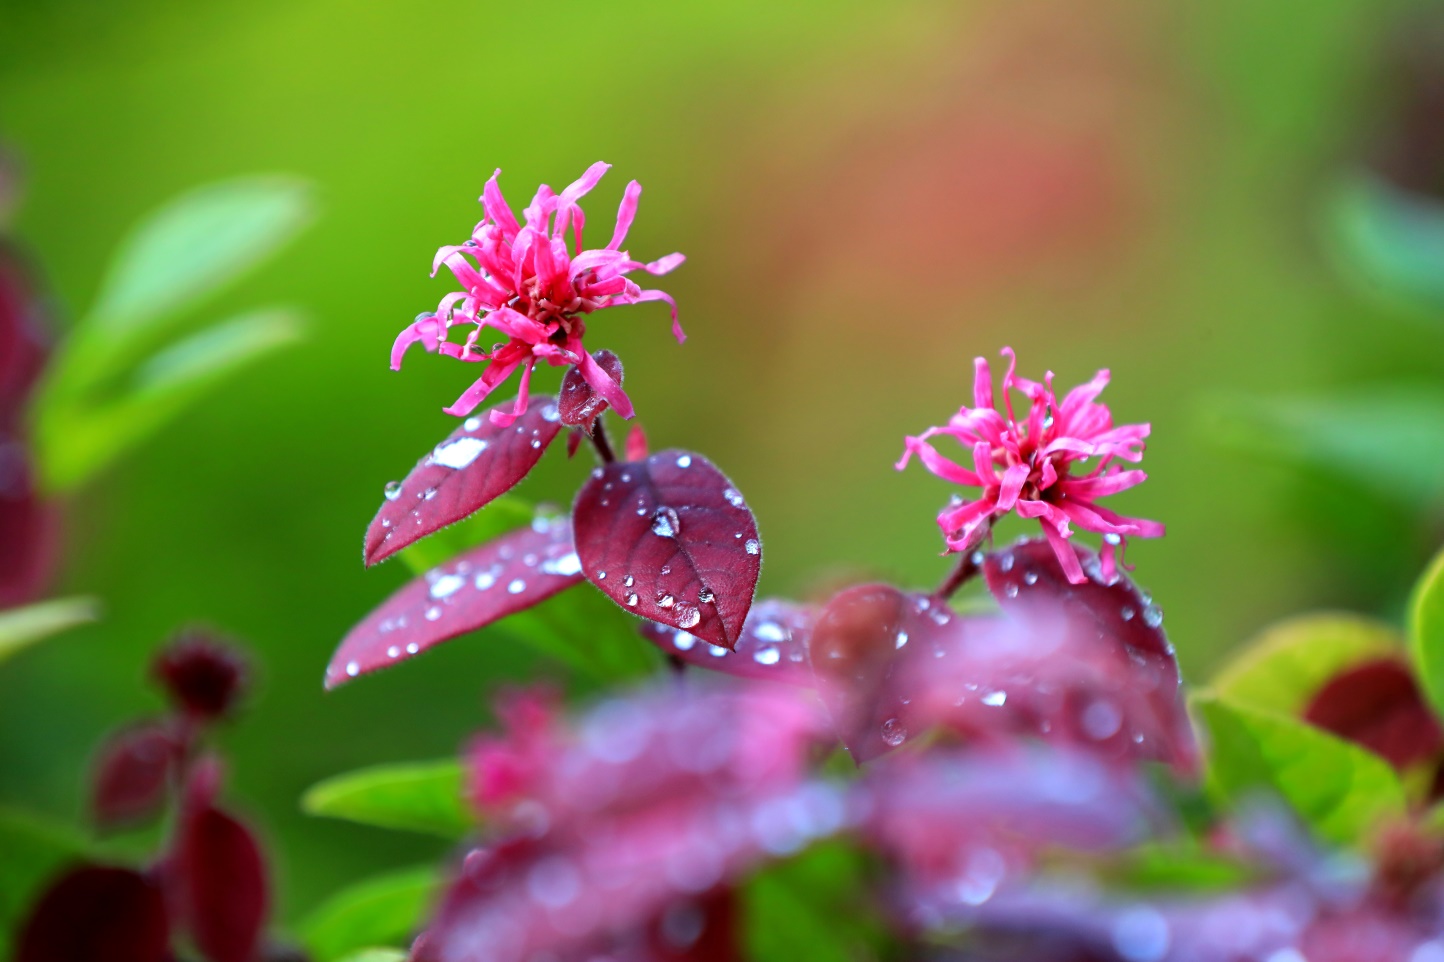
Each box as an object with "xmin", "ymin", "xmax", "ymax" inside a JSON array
[
  {"xmin": 0, "ymin": 597, "xmax": 100, "ymax": 665},
  {"xmin": 506, "ymin": 584, "xmax": 661, "ymax": 683},
  {"xmin": 1410, "ymin": 546, "xmax": 1444, "ymax": 720},
  {"xmin": 397, "ymin": 496, "xmax": 533, "ymax": 576},
  {"xmin": 91, "ymin": 722, "xmax": 177, "ymax": 830},
  {"xmin": 572, "ymin": 450, "xmax": 761, "ymax": 649},
  {"xmin": 1193, "ymin": 693, "xmax": 1407, "ymax": 845},
  {"xmin": 301, "ymin": 760, "xmax": 472, "ymax": 839},
  {"xmin": 1214, "ymin": 613, "xmax": 1402, "ymax": 717},
  {"xmin": 15, "ymin": 864, "xmax": 169, "ymax": 962},
  {"xmin": 175, "ymin": 805, "xmax": 269, "ymax": 962},
  {"xmin": 639, "ymin": 598, "xmax": 814, "ymax": 685},
  {"xmin": 330, "ymin": 519, "xmax": 583, "ymax": 688},
  {"xmin": 299, "ymin": 865, "xmax": 440, "ymax": 962},
  {"xmin": 365, "ymin": 398, "xmax": 563, "ymax": 566},
  {"xmin": 557, "ymin": 349, "xmax": 622, "ymax": 430}
]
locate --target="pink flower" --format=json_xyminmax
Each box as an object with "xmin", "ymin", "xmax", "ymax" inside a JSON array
[
  {"xmin": 392, "ymin": 163, "xmax": 685, "ymax": 425},
  {"xmin": 896, "ymin": 347, "xmax": 1163, "ymax": 584}
]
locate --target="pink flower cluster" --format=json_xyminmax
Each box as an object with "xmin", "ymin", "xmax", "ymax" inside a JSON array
[
  {"xmin": 897, "ymin": 348, "xmax": 1162, "ymax": 584},
  {"xmin": 391, "ymin": 163, "xmax": 684, "ymax": 425}
]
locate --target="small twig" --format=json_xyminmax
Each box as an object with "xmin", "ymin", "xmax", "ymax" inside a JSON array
[
  {"xmin": 932, "ymin": 552, "xmax": 980, "ymax": 602},
  {"xmin": 589, "ymin": 418, "xmax": 616, "ymax": 463}
]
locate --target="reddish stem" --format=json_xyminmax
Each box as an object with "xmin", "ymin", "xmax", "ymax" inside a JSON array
[{"xmin": 590, "ymin": 419, "xmax": 616, "ymax": 464}]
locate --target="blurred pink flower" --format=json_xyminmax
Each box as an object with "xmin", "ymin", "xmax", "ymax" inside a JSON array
[
  {"xmin": 896, "ymin": 347, "xmax": 1162, "ymax": 584},
  {"xmin": 392, "ymin": 163, "xmax": 684, "ymax": 425}
]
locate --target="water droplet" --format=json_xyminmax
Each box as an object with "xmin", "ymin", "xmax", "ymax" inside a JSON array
[
  {"xmin": 660, "ymin": 565, "xmax": 671, "ymax": 575},
  {"xmin": 698, "ymin": 587, "xmax": 715, "ymax": 604},
  {"xmin": 722, "ymin": 487, "xmax": 745, "ymax": 509},
  {"xmin": 656, "ymin": 593, "xmax": 675, "ymax": 609},
  {"xmin": 970, "ymin": 550, "xmax": 985, "ymax": 565},
  {"xmin": 425, "ymin": 606, "xmax": 442, "ymax": 621},
  {"xmin": 676, "ymin": 454, "xmax": 692, "ymax": 468},
  {"xmin": 346, "ymin": 661, "xmax": 360, "ymax": 676},
  {"xmin": 999, "ymin": 552, "xmax": 1015, "ymax": 573},
  {"xmin": 1082, "ymin": 699, "xmax": 1123, "ymax": 740},
  {"xmin": 982, "ymin": 690, "xmax": 1007, "ymax": 707},
  {"xmin": 744, "ymin": 538, "xmax": 760, "ymax": 555},
  {"xmin": 755, "ymin": 622, "xmax": 787, "ymax": 643},
  {"xmin": 406, "ymin": 642, "xmax": 419, "ymax": 654},
  {"xmin": 1142, "ymin": 603, "xmax": 1164, "ymax": 628},
  {"xmin": 380, "ymin": 519, "xmax": 391, "ymax": 528},
  {"xmin": 651, "ymin": 507, "xmax": 681, "ymax": 538},
  {"xmin": 881, "ymin": 718, "xmax": 907, "ymax": 746},
  {"xmin": 754, "ymin": 646, "xmax": 781, "ymax": 666},
  {"xmin": 707, "ymin": 644, "xmax": 728, "ymax": 657},
  {"xmin": 895, "ymin": 629, "xmax": 909, "ymax": 649},
  {"xmin": 1004, "ymin": 584, "xmax": 1019, "ymax": 599},
  {"xmin": 475, "ymin": 572, "xmax": 496, "ymax": 590},
  {"xmin": 1023, "ymin": 571, "xmax": 1038, "ymax": 586},
  {"xmin": 625, "ymin": 593, "xmax": 639, "ymax": 606},
  {"xmin": 623, "ymin": 575, "xmax": 634, "ymax": 587},
  {"xmin": 507, "ymin": 579, "xmax": 526, "ymax": 594},
  {"xmin": 1111, "ymin": 906, "xmax": 1170, "ymax": 962},
  {"xmin": 433, "ymin": 436, "xmax": 489, "ymax": 469},
  {"xmin": 677, "ymin": 604, "xmax": 701, "ymax": 628},
  {"xmin": 591, "ymin": 468, "xmax": 604, "ymax": 479},
  {"xmin": 1120, "ymin": 606, "xmax": 1135, "ymax": 621},
  {"xmin": 597, "ymin": 570, "xmax": 607, "ymax": 580},
  {"xmin": 620, "ymin": 472, "xmax": 632, "ymax": 482},
  {"xmin": 522, "ymin": 553, "xmax": 538, "ymax": 567},
  {"xmin": 429, "ymin": 574, "xmax": 466, "ymax": 599},
  {"xmin": 541, "ymin": 404, "xmax": 560, "ymax": 423},
  {"xmin": 422, "ymin": 487, "xmax": 438, "ymax": 501},
  {"xmin": 673, "ymin": 632, "xmax": 696, "ymax": 651},
  {"xmin": 383, "ymin": 481, "xmax": 403, "ymax": 501},
  {"xmin": 386, "ymin": 645, "xmax": 400, "ymax": 658},
  {"xmin": 529, "ymin": 438, "xmax": 542, "ymax": 449},
  {"xmin": 544, "ymin": 552, "xmax": 582, "ymax": 576},
  {"xmin": 463, "ymin": 416, "xmax": 482, "ymax": 432}
]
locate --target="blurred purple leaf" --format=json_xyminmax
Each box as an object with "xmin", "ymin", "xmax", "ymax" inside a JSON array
[
  {"xmin": 16, "ymin": 865, "xmax": 170, "ymax": 962},
  {"xmin": 364, "ymin": 397, "xmax": 563, "ymax": 566},
  {"xmin": 91, "ymin": 722, "xmax": 177, "ymax": 830},
  {"xmin": 573, "ymin": 451, "xmax": 761, "ymax": 649},
  {"xmin": 1302, "ymin": 657, "xmax": 1443, "ymax": 771},
  {"xmin": 330, "ymin": 519, "xmax": 583, "ymax": 688},
  {"xmin": 558, "ymin": 350, "xmax": 622, "ymax": 431},
  {"xmin": 638, "ymin": 599, "xmax": 815, "ymax": 685},
  {"xmin": 175, "ymin": 805, "xmax": 269, "ymax": 962},
  {"xmin": 0, "ymin": 444, "xmax": 59, "ymax": 608},
  {"xmin": 152, "ymin": 631, "xmax": 248, "ymax": 720},
  {"xmin": 0, "ymin": 243, "xmax": 51, "ymax": 434}
]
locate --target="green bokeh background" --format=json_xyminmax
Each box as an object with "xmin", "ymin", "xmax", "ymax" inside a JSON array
[{"xmin": 3, "ymin": 0, "xmax": 1443, "ymax": 922}]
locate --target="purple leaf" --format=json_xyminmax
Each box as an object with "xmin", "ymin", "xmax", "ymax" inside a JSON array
[
  {"xmin": 1303, "ymin": 657, "xmax": 1443, "ymax": 771},
  {"xmin": 91, "ymin": 722, "xmax": 178, "ymax": 830},
  {"xmin": 572, "ymin": 451, "xmax": 761, "ymax": 649},
  {"xmin": 0, "ymin": 243, "xmax": 51, "ymax": 434},
  {"xmin": 364, "ymin": 396, "xmax": 564, "ymax": 566},
  {"xmin": 806, "ymin": 583, "xmax": 962, "ymax": 762},
  {"xmin": 176, "ymin": 804, "xmax": 269, "ymax": 962},
  {"xmin": 17, "ymin": 865, "xmax": 170, "ymax": 962},
  {"xmin": 152, "ymin": 631, "xmax": 248, "ymax": 720},
  {"xmin": 558, "ymin": 350, "xmax": 622, "ymax": 431},
  {"xmin": 329, "ymin": 518, "xmax": 583, "ymax": 689},
  {"xmin": 638, "ymin": 599, "xmax": 814, "ymax": 685},
  {"xmin": 0, "ymin": 444, "xmax": 58, "ymax": 608}
]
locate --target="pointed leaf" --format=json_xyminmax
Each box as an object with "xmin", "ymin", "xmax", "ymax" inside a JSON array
[
  {"xmin": 301, "ymin": 760, "xmax": 472, "ymax": 839},
  {"xmin": 1214, "ymin": 613, "xmax": 1402, "ymax": 717},
  {"xmin": 1193, "ymin": 693, "xmax": 1407, "ymax": 845},
  {"xmin": 640, "ymin": 598, "xmax": 814, "ymax": 684},
  {"xmin": 364, "ymin": 398, "xmax": 563, "ymax": 566},
  {"xmin": 397, "ymin": 496, "xmax": 534, "ymax": 575},
  {"xmin": 91, "ymin": 722, "xmax": 178, "ymax": 830},
  {"xmin": 330, "ymin": 519, "xmax": 583, "ymax": 688},
  {"xmin": 16, "ymin": 865, "xmax": 169, "ymax": 962},
  {"xmin": 1410, "ymin": 546, "xmax": 1444, "ymax": 720},
  {"xmin": 558, "ymin": 349, "xmax": 622, "ymax": 430},
  {"xmin": 572, "ymin": 450, "xmax": 761, "ymax": 648},
  {"xmin": 299, "ymin": 865, "xmax": 439, "ymax": 962},
  {"xmin": 175, "ymin": 805, "xmax": 269, "ymax": 962},
  {"xmin": 0, "ymin": 597, "xmax": 100, "ymax": 665}
]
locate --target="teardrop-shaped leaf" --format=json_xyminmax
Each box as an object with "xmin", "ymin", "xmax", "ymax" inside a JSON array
[
  {"xmin": 1192, "ymin": 693, "xmax": 1407, "ymax": 845},
  {"xmin": 572, "ymin": 450, "xmax": 761, "ymax": 649},
  {"xmin": 365, "ymin": 399, "xmax": 563, "ymax": 566},
  {"xmin": 639, "ymin": 598, "xmax": 814, "ymax": 684},
  {"xmin": 301, "ymin": 760, "xmax": 472, "ymax": 839},
  {"xmin": 15, "ymin": 864, "xmax": 170, "ymax": 962},
  {"xmin": 1410, "ymin": 546, "xmax": 1444, "ymax": 720},
  {"xmin": 398, "ymin": 497, "xmax": 534, "ymax": 576},
  {"xmin": 558, "ymin": 350, "xmax": 622, "ymax": 430},
  {"xmin": 330, "ymin": 519, "xmax": 583, "ymax": 689},
  {"xmin": 299, "ymin": 865, "xmax": 440, "ymax": 962},
  {"xmin": 174, "ymin": 805, "xmax": 268, "ymax": 962},
  {"xmin": 91, "ymin": 722, "xmax": 177, "ymax": 830},
  {"xmin": 1214, "ymin": 613, "xmax": 1402, "ymax": 717},
  {"xmin": 0, "ymin": 597, "xmax": 100, "ymax": 665}
]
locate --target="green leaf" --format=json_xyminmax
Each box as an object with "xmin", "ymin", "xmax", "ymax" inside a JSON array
[
  {"xmin": 1211, "ymin": 613, "xmax": 1402, "ymax": 717},
  {"xmin": 90, "ymin": 175, "xmax": 313, "ymax": 336},
  {"xmin": 398, "ymin": 496, "xmax": 536, "ymax": 576},
  {"xmin": 1192, "ymin": 693, "xmax": 1407, "ymax": 845},
  {"xmin": 301, "ymin": 759, "xmax": 473, "ymax": 839},
  {"xmin": 742, "ymin": 841, "xmax": 890, "ymax": 962},
  {"xmin": 36, "ymin": 307, "xmax": 305, "ymax": 491},
  {"xmin": 1105, "ymin": 842, "xmax": 1258, "ymax": 894},
  {"xmin": 1409, "ymin": 546, "xmax": 1444, "ymax": 720},
  {"xmin": 0, "ymin": 597, "xmax": 101, "ymax": 665},
  {"xmin": 1325, "ymin": 170, "xmax": 1444, "ymax": 316},
  {"xmin": 335, "ymin": 951, "xmax": 407, "ymax": 962},
  {"xmin": 0, "ymin": 807, "xmax": 86, "ymax": 957},
  {"xmin": 300, "ymin": 865, "xmax": 439, "ymax": 962}
]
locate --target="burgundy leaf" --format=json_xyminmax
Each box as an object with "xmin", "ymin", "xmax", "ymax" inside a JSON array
[
  {"xmin": 1303, "ymin": 657, "xmax": 1444, "ymax": 770},
  {"xmin": 572, "ymin": 451, "xmax": 761, "ymax": 649},
  {"xmin": 646, "ymin": 889, "xmax": 742, "ymax": 962},
  {"xmin": 0, "ymin": 442, "xmax": 59, "ymax": 608},
  {"xmin": 806, "ymin": 583, "xmax": 962, "ymax": 762},
  {"xmin": 17, "ymin": 864, "xmax": 170, "ymax": 962},
  {"xmin": 364, "ymin": 396, "xmax": 564, "ymax": 566},
  {"xmin": 639, "ymin": 599, "xmax": 814, "ymax": 685},
  {"xmin": 153, "ymin": 631, "xmax": 248, "ymax": 720},
  {"xmin": 558, "ymin": 350, "xmax": 623, "ymax": 431},
  {"xmin": 175, "ymin": 805, "xmax": 269, "ymax": 962},
  {"xmin": 0, "ymin": 242, "xmax": 51, "ymax": 433},
  {"xmin": 330, "ymin": 518, "xmax": 583, "ymax": 688},
  {"xmin": 91, "ymin": 722, "xmax": 178, "ymax": 830},
  {"xmin": 565, "ymin": 429, "xmax": 583, "ymax": 459},
  {"xmin": 980, "ymin": 539, "xmax": 1197, "ymax": 773}
]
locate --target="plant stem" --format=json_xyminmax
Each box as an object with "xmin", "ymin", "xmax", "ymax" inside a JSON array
[
  {"xmin": 590, "ymin": 419, "xmax": 616, "ymax": 463},
  {"xmin": 933, "ymin": 552, "xmax": 980, "ymax": 602}
]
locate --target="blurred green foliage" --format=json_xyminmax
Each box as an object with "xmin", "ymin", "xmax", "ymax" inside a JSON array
[{"xmin": 3, "ymin": 0, "xmax": 1444, "ymax": 925}]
